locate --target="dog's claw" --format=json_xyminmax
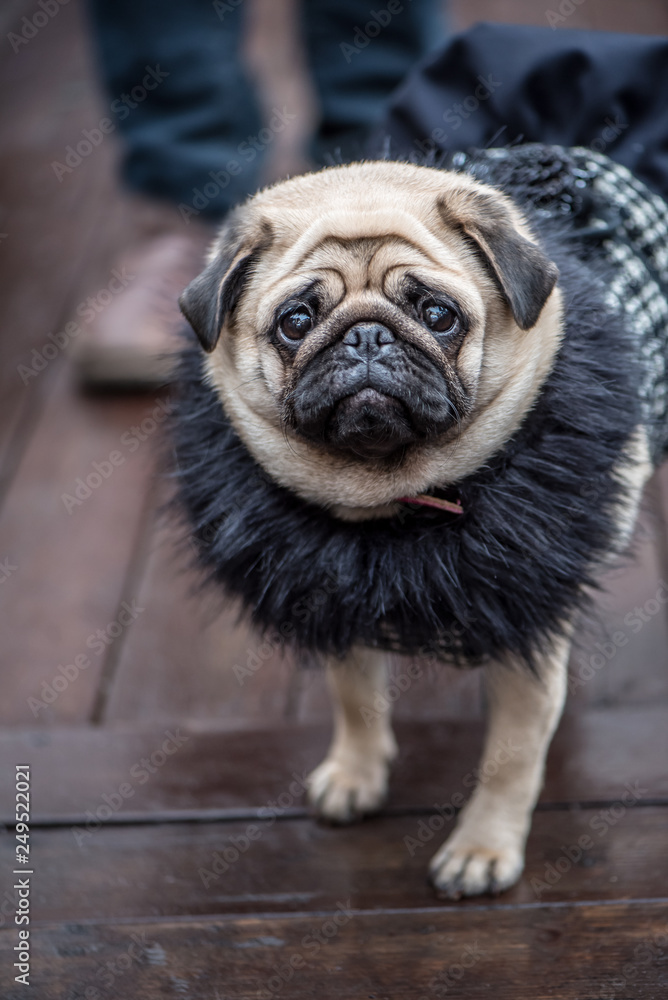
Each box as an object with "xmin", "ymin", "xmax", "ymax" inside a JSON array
[
  {"xmin": 429, "ymin": 839, "xmax": 523, "ymax": 898},
  {"xmin": 487, "ymin": 859, "xmax": 503, "ymax": 896},
  {"xmin": 306, "ymin": 754, "xmax": 390, "ymax": 824}
]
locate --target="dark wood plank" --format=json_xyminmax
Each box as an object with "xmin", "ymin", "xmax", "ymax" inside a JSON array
[
  {"xmin": 8, "ymin": 807, "xmax": 667, "ymax": 924},
  {"xmin": 0, "ymin": 370, "xmax": 157, "ymax": 724},
  {"xmin": 2, "ymin": 901, "xmax": 667, "ymax": 999},
  {"xmin": 103, "ymin": 515, "xmax": 297, "ymax": 725},
  {"xmin": 0, "ymin": 0, "xmax": 123, "ymax": 480},
  {"xmin": 568, "ymin": 483, "xmax": 668, "ymax": 709},
  {"xmin": 0, "ymin": 707, "xmax": 666, "ymax": 823}
]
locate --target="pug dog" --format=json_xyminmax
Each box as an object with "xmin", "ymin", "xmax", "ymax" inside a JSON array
[{"xmin": 174, "ymin": 146, "xmax": 668, "ymax": 897}]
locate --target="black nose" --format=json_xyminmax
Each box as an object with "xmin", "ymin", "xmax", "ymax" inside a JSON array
[{"xmin": 342, "ymin": 322, "xmax": 395, "ymax": 360}]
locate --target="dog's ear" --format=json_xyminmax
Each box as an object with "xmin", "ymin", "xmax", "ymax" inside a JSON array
[
  {"xmin": 438, "ymin": 187, "xmax": 559, "ymax": 330},
  {"xmin": 179, "ymin": 218, "xmax": 272, "ymax": 352}
]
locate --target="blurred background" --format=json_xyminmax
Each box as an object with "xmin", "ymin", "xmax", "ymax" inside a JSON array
[{"xmin": 1, "ymin": 0, "xmax": 668, "ymax": 739}]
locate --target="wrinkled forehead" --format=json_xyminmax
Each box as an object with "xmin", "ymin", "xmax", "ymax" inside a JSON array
[
  {"xmin": 270, "ymin": 237, "xmax": 442, "ymax": 298},
  {"xmin": 256, "ymin": 206, "xmax": 476, "ymax": 299}
]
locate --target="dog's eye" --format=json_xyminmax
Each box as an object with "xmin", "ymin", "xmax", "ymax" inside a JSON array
[
  {"xmin": 279, "ymin": 307, "xmax": 313, "ymax": 343},
  {"xmin": 421, "ymin": 300, "xmax": 458, "ymax": 334}
]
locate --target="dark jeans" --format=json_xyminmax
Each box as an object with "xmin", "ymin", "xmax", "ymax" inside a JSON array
[{"xmin": 87, "ymin": 0, "xmax": 446, "ymax": 220}]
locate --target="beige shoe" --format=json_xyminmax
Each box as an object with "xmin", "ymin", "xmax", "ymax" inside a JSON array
[{"xmin": 75, "ymin": 231, "xmax": 211, "ymax": 390}]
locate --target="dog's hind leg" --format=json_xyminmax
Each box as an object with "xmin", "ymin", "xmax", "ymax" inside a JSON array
[
  {"xmin": 429, "ymin": 635, "xmax": 570, "ymax": 897},
  {"xmin": 307, "ymin": 647, "xmax": 397, "ymax": 824}
]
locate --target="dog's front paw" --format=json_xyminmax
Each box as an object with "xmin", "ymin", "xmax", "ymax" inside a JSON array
[
  {"xmin": 428, "ymin": 833, "xmax": 524, "ymax": 899},
  {"xmin": 307, "ymin": 753, "xmax": 391, "ymax": 824}
]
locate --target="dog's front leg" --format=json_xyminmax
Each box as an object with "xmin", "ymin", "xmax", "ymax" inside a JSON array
[
  {"xmin": 307, "ymin": 647, "xmax": 397, "ymax": 824},
  {"xmin": 429, "ymin": 636, "xmax": 570, "ymax": 897}
]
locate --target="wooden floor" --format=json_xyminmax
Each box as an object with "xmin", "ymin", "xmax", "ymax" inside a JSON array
[{"xmin": 1, "ymin": 1, "xmax": 668, "ymax": 997}]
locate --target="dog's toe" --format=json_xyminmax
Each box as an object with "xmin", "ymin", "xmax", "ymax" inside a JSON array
[
  {"xmin": 429, "ymin": 839, "xmax": 523, "ymax": 898},
  {"xmin": 306, "ymin": 755, "xmax": 390, "ymax": 824}
]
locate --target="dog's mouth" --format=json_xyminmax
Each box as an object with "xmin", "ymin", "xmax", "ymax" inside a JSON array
[
  {"xmin": 287, "ymin": 321, "xmax": 462, "ymax": 461},
  {"xmin": 326, "ymin": 388, "xmax": 416, "ymax": 459}
]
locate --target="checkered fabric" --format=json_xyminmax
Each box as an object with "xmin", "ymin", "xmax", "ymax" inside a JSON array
[{"xmin": 457, "ymin": 145, "xmax": 668, "ymax": 463}]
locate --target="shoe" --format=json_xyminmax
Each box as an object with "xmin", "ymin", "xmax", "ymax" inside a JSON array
[{"xmin": 75, "ymin": 231, "xmax": 212, "ymax": 390}]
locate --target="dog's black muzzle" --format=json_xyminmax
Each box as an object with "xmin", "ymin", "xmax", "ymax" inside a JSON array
[{"xmin": 290, "ymin": 322, "xmax": 457, "ymax": 460}]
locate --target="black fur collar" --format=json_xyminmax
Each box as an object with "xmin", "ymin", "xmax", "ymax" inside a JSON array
[{"xmin": 171, "ymin": 199, "xmax": 643, "ymax": 666}]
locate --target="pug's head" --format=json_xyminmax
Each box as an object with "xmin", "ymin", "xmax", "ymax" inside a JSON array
[{"xmin": 180, "ymin": 161, "xmax": 562, "ymax": 516}]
